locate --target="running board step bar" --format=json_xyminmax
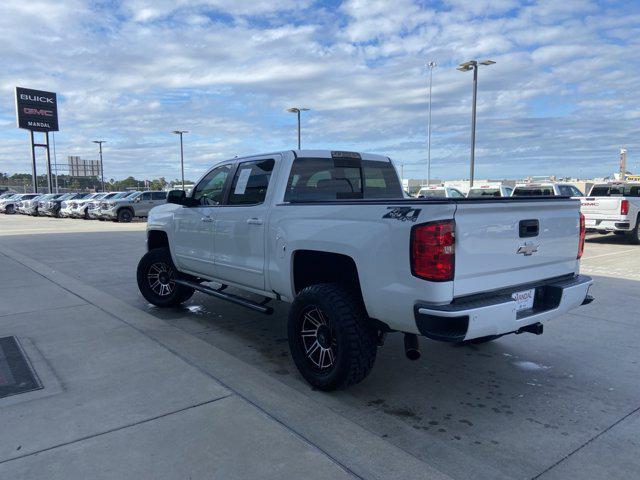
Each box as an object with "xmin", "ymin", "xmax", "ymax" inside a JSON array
[{"xmin": 174, "ymin": 279, "xmax": 274, "ymax": 315}]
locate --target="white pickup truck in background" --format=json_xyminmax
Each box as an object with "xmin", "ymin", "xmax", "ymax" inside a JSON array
[
  {"xmin": 581, "ymin": 182, "xmax": 640, "ymax": 244},
  {"xmin": 136, "ymin": 150, "xmax": 593, "ymax": 390},
  {"xmin": 512, "ymin": 182, "xmax": 584, "ymax": 197}
]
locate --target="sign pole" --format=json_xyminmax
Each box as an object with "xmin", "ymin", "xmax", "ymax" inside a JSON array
[
  {"xmin": 29, "ymin": 130, "xmax": 38, "ymax": 193},
  {"xmin": 45, "ymin": 132, "xmax": 54, "ymax": 193}
]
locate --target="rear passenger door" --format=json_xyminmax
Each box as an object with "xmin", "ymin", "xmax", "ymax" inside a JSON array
[{"xmin": 213, "ymin": 157, "xmax": 277, "ymax": 291}]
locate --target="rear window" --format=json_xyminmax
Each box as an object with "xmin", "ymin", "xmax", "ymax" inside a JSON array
[
  {"xmin": 284, "ymin": 157, "xmax": 402, "ymax": 202},
  {"xmin": 419, "ymin": 189, "xmax": 446, "ymax": 198},
  {"xmin": 512, "ymin": 187, "xmax": 554, "ymax": 196},
  {"xmin": 468, "ymin": 188, "xmax": 501, "ymax": 197},
  {"xmin": 589, "ymin": 185, "xmax": 640, "ymax": 197}
]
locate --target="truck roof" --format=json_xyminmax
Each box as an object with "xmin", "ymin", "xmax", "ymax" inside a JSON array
[{"xmin": 231, "ymin": 150, "xmax": 391, "ymax": 163}]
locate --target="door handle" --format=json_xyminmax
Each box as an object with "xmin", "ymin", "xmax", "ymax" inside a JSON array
[
  {"xmin": 201, "ymin": 216, "xmax": 214, "ymax": 223},
  {"xmin": 246, "ymin": 218, "xmax": 263, "ymax": 225}
]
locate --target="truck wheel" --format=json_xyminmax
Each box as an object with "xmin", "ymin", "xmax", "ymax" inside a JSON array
[
  {"xmin": 6, "ymin": 205, "xmax": 15, "ymax": 214},
  {"xmin": 117, "ymin": 209, "xmax": 133, "ymax": 223},
  {"xmin": 136, "ymin": 248, "xmax": 194, "ymax": 307},
  {"xmin": 627, "ymin": 217, "xmax": 640, "ymax": 245},
  {"xmin": 288, "ymin": 283, "xmax": 377, "ymax": 391}
]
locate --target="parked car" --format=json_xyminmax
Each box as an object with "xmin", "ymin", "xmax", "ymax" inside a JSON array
[
  {"xmin": 89, "ymin": 191, "xmax": 139, "ymax": 220},
  {"xmin": 39, "ymin": 193, "xmax": 78, "ymax": 217},
  {"xmin": 467, "ymin": 184, "xmax": 513, "ymax": 197},
  {"xmin": 512, "ymin": 182, "xmax": 583, "ymax": 197},
  {"xmin": 0, "ymin": 193, "xmax": 39, "ymax": 214},
  {"xmin": 100, "ymin": 191, "xmax": 166, "ymax": 222},
  {"xmin": 21, "ymin": 194, "xmax": 62, "ymax": 215},
  {"xmin": 59, "ymin": 193, "xmax": 94, "ymax": 218},
  {"xmin": 71, "ymin": 193, "xmax": 120, "ymax": 219},
  {"xmin": 135, "ymin": 150, "xmax": 593, "ymax": 390},
  {"xmin": 580, "ymin": 182, "xmax": 640, "ymax": 244},
  {"xmin": 415, "ymin": 186, "xmax": 465, "ymax": 198}
]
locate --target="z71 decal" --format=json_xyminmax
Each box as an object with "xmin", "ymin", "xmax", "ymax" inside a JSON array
[{"xmin": 382, "ymin": 207, "xmax": 421, "ymax": 222}]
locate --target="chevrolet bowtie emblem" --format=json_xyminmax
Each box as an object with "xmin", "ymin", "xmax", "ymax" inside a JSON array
[{"xmin": 517, "ymin": 242, "xmax": 539, "ymax": 256}]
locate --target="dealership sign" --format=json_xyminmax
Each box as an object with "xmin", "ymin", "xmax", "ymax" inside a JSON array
[{"xmin": 15, "ymin": 87, "xmax": 59, "ymax": 132}]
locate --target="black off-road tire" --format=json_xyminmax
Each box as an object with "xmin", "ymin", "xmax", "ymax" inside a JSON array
[
  {"xmin": 117, "ymin": 208, "xmax": 133, "ymax": 223},
  {"xmin": 288, "ymin": 283, "xmax": 377, "ymax": 391},
  {"xmin": 6, "ymin": 204, "xmax": 15, "ymax": 214},
  {"xmin": 136, "ymin": 247, "xmax": 194, "ymax": 307},
  {"xmin": 627, "ymin": 216, "xmax": 640, "ymax": 245}
]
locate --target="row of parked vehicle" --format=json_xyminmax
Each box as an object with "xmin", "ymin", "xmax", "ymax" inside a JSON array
[
  {"xmin": 414, "ymin": 180, "xmax": 640, "ymax": 244},
  {"xmin": 415, "ymin": 181, "xmax": 584, "ymax": 199},
  {"xmin": 0, "ymin": 190, "xmax": 168, "ymax": 222}
]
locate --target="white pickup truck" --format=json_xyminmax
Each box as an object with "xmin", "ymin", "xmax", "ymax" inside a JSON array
[
  {"xmin": 580, "ymin": 182, "xmax": 640, "ymax": 244},
  {"xmin": 136, "ymin": 150, "xmax": 593, "ymax": 390}
]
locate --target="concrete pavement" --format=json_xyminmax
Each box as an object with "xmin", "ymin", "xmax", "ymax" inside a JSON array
[
  {"xmin": 0, "ymin": 228, "xmax": 449, "ymax": 479},
  {"xmin": 1, "ymin": 215, "xmax": 639, "ymax": 479}
]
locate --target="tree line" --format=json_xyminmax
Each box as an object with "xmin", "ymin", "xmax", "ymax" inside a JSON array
[{"xmin": 0, "ymin": 173, "xmax": 192, "ymax": 192}]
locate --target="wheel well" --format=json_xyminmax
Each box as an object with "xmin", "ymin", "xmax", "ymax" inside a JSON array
[
  {"xmin": 292, "ymin": 250, "xmax": 363, "ymax": 298},
  {"xmin": 148, "ymin": 230, "xmax": 169, "ymax": 251}
]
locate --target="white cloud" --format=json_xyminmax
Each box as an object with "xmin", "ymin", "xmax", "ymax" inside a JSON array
[{"xmin": 0, "ymin": 0, "xmax": 638, "ymax": 182}]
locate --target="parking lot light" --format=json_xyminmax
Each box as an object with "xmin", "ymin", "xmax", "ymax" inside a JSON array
[
  {"xmin": 92, "ymin": 140, "xmax": 106, "ymax": 192},
  {"xmin": 172, "ymin": 130, "xmax": 188, "ymax": 190},
  {"xmin": 286, "ymin": 107, "xmax": 310, "ymax": 150},
  {"xmin": 458, "ymin": 59, "xmax": 495, "ymax": 187}
]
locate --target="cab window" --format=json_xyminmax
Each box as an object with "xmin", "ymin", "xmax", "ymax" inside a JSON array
[
  {"xmin": 228, "ymin": 159, "xmax": 275, "ymax": 206},
  {"xmin": 140, "ymin": 192, "xmax": 152, "ymax": 201},
  {"xmin": 193, "ymin": 165, "xmax": 232, "ymax": 206},
  {"xmin": 152, "ymin": 192, "xmax": 167, "ymax": 201}
]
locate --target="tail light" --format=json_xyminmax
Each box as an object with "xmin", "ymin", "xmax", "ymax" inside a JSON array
[
  {"xmin": 411, "ymin": 220, "xmax": 455, "ymax": 281},
  {"xmin": 578, "ymin": 213, "xmax": 585, "ymax": 259},
  {"xmin": 621, "ymin": 200, "xmax": 629, "ymax": 216}
]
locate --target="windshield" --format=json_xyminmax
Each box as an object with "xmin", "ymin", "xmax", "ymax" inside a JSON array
[
  {"xmin": 111, "ymin": 192, "xmax": 130, "ymax": 199},
  {"xmin": 589, "ymin": 184, "xmax": 640, "ymax": 197},
  {"xmin": 468, "ymin": 188, "xmax": 501, "ymax": 197},
  {"xmin": 512, "ymin": 186, "xmax": 554, "ymax": 196},
  {"xmin": 421, "ymin": 189, "xmax": 446, "ymax": 198},
  {"xmin": 103, "ymin": 193, "xmax": 118, "ymax": 200}
]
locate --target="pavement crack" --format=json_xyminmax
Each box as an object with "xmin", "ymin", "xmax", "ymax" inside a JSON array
[
  {"xmin": 531, "ymin": 404, "xmax": 640, "ymax": 479},
  {"xmin": 0, "ymin": 395, "xmax": 233, "ymax": 465}
]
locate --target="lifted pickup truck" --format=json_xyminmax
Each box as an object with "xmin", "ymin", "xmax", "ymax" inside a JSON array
[
  {"xmin": 580, "ymin": 182, "xmax": 640, "ymax": 244},
  {"xmin": 136, "ymin": 150, "xmax": 593, "ymax": 390}
]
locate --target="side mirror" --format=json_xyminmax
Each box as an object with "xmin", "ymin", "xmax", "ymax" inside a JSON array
[
  {"xmin": 133, "ymin": 197, "xmax": 141, "ymax": 203},
  {"xmin": 166, "ymin": 189, "xmax": 188, "ymax": 206}
]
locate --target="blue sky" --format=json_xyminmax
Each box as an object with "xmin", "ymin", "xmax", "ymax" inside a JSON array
[{"xmin": 0, "ymin": 0, "xmax": 639, "ymax": 182}]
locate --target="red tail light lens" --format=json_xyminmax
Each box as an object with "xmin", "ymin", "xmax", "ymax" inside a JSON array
[
  {"xmin": 578, "ymin": 213, "xmax": 585, "ymax": 259},
  {"xmin": 621, "ymin": 200, "xmax": 629, "ymax": 215},
  {"xmin": 411, "ymin": 220, "xmax": 455, "ymax": 281}
]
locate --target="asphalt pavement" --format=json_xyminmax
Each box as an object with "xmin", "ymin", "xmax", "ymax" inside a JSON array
[{"xmin": 0, "ymin": 214, "xmax": 638, "ymax": 479}]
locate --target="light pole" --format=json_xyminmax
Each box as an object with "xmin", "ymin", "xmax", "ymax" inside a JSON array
[
  {"xmin": 426, "ymin": 60, "xmax": 436, "ymax": 186},
  {"xmin": 457, "ymin": 59, "xmax": 495, "ymax": 187},
  {"xmin": 286, "ymin": 107, "xmax": 310, "ymax": 149},
  {"xmin": 93, "ymin": 140, "xmax": 106, "ymax": 192},
  {"xmin": 172, "ymin": 130, "xmax": 188, "ymax": 190}
]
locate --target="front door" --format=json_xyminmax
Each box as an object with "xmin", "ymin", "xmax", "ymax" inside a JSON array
[
  {"xmin": 172, "ymin": 164, "xmax": 233, "ymax": 278},
  {"xmin": 214, "ymin": 158, "xmax": 276, "ymax": 290}
]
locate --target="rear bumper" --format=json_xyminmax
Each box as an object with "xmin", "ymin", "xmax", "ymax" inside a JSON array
[
  {"xmin": 414, "ymin": 275, "xmax": 593, "ymax": 342},
  {"xmin": 584, "ymin": 217, "xmax": 632, "ymax": 232}
]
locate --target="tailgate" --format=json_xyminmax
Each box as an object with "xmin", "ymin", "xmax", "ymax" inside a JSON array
[
  {"xmin": 580, "ymin": 197, "xmax": 620, "ymax": 218},
  {"xmin": 453, "ymin": 200, "xmax": 580, "ymax": 297}
]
